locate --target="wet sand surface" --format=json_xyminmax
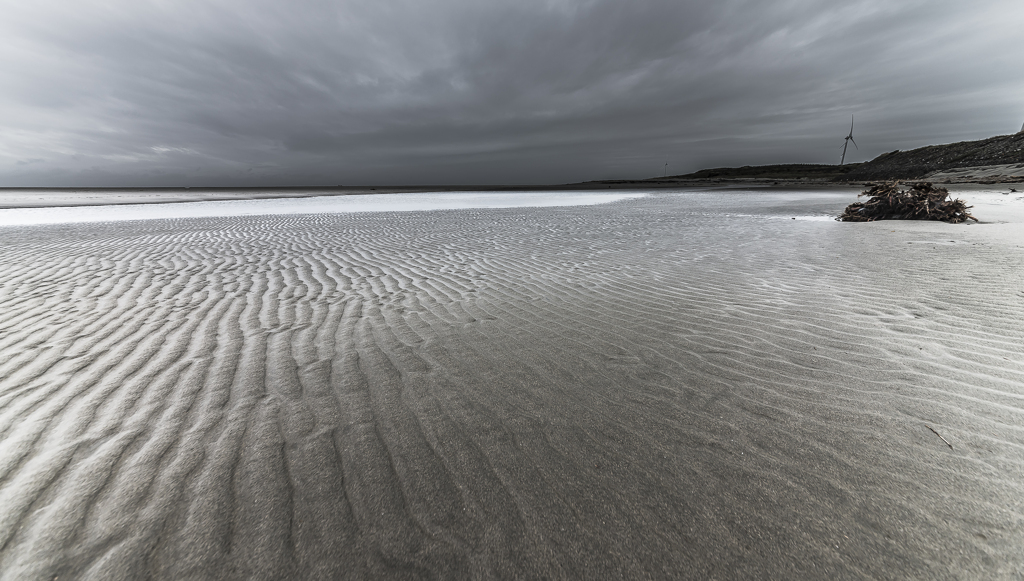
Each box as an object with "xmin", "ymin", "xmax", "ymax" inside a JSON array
[{"xmin": 1, "ymin": 191, "xmax": 1022, "ymax": 579}]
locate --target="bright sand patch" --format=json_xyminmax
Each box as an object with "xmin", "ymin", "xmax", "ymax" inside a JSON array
[
  {"xmin": 0, "ymin": 189, "xmax": 1022, "ymax": 579},
  {"xmin": 0, "ymin": 191, "xmax": 647, "ymax": 226}
]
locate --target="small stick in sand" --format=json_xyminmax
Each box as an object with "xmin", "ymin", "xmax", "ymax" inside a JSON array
[{"xmin": 925, "ymin": 425, "xmax": 953, "ymax": 450}]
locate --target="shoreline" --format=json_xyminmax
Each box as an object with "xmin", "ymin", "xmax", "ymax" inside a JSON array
[{"xmin": 1, "ymin": 179, "xmax": 1020, "ymax": 210}]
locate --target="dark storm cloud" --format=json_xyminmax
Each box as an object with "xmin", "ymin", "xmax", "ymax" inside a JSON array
[{"xmin": 1, "ymin": 0, "xmax": 1020, "ymax": 186}]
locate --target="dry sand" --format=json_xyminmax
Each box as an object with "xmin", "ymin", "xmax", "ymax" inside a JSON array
[
  {"xmin": 0, "ymin": 190, "xmax": 1022, "ymax": 579},
  {"xmin": 925, "ymin": 164, "xmax": 1024, "ymax": 185}
]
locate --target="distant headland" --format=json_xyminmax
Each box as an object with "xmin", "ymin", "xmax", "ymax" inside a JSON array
[{"xmin": 627, "ymin": 131, "xmax": 1024, "ymax": 186}]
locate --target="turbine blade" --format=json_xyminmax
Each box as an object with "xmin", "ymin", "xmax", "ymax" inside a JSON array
[
  {"xmin": 850, "ymin": 116, "xmax": 855, "ymax": 132},
  {"xmin": 850, "ymin": 137, "xmax": 858, "ymax": 149}
]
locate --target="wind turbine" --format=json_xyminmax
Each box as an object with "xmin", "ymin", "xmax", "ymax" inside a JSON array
[{"xmin": 840, "ymin": 116, "xmax": 858, "ymax": 165}]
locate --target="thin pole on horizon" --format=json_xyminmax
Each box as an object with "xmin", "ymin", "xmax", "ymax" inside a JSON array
[{"xmin": 664, "ymin": 163, "xmax": 668, "ymax": 177}]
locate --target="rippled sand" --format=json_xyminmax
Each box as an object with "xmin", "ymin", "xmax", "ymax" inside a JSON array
[{"xmin": 1, "ymin": 192, "xmax": 1022, "ymax": 579}]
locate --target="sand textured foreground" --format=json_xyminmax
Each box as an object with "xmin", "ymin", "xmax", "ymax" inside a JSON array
[{"xmin": 1, "ymin": 193, "xmax": 1022, "ymax": 579}]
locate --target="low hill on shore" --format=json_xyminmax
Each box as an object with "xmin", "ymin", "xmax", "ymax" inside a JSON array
[
  {"xmin": 844, "ymin": 132, "xmax": 1024, "ymax": 181},
  {"xmin": 657, "ymin": 132, "xmax": 1024, "ymax": 185},
  {"xmin": 660, "ymin": 163, "xmax": 862, "ymax": 181}
]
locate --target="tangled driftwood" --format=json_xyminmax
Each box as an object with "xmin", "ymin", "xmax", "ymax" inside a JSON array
[{"xmin": 837, "ymin": 181, "xmax": 977, "ymax": 223}]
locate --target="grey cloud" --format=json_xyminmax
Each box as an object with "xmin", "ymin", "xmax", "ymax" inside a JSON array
[{"xmin": 1, "ymin": 0, "xmax": 1020, "ymax": 186}]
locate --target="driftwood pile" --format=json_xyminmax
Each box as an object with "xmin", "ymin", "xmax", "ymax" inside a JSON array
[
  {"xmin": 839, "ymin": 182, "xmax": 974, "ymax": 222},
  {"xmin": 837, "ymin": 181, "xmax": 977, "ymax": 223}
]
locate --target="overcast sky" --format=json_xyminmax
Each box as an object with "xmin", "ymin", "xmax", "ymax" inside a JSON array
[{"xmin": 1, "ymin": 0, "xmax": 1021, "ymax": 187}]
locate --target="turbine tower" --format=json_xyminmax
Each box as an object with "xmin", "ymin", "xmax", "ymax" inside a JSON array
[{"xmin": 841, "ymin": 116, "xmax": 858, "ymax": 165}]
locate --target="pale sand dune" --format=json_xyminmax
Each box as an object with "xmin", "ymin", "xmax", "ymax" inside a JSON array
[{"xmin": 1, "ymin": 191, "xmax": 1023, "ymax": 579}]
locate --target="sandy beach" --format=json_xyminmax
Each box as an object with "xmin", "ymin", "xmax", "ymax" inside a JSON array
[{"xmin": 1, "ymin": 189, "xmax": 1022, "ymax": 579}]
